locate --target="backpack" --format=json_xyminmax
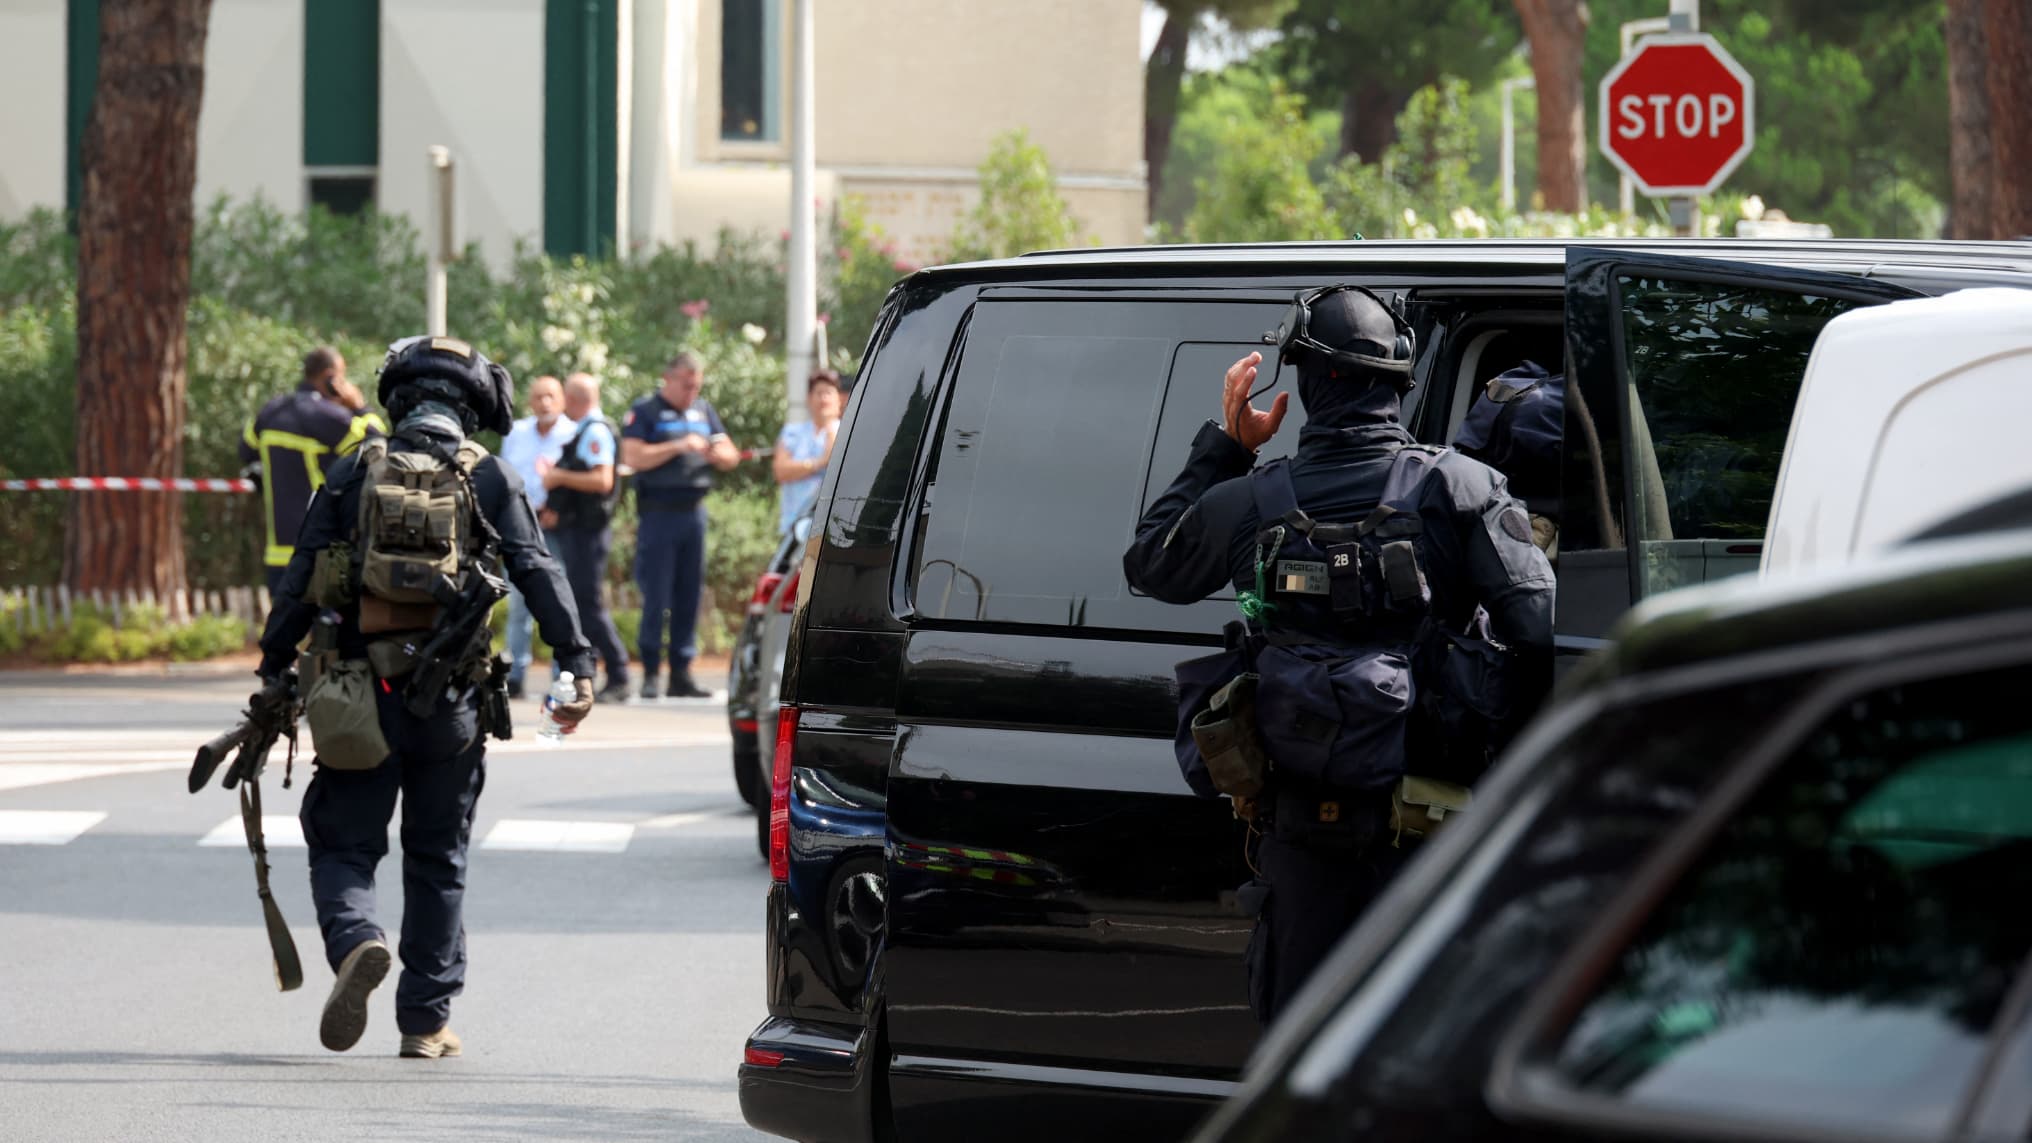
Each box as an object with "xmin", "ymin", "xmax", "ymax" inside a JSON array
[
  {"xmin": 1173, "ymin": 446, "xmax": 1516, "ymax": 797},
  {"xmin": 353, "ymin": 435, "xmax": 491, "ymax": 632}
]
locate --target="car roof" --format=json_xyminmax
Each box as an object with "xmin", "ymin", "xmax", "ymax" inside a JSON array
[
  {"xmin": 1575, "ymin": 527, "xmax": 2032, "ymax": 686},
  {"xmin": 918, "ymin": 238, "xmax": 2032, "ymax": 283},
  {"xmin": 1763, "ymin": 288, "xmax": 2032, "ymax": 576}
]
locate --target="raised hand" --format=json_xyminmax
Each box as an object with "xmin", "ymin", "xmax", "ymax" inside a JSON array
[{"xmin": 1221, "ymin": 352, "xmax": 1288, "ymax": 453}]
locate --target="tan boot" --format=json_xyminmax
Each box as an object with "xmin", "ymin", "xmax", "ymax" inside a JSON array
[
  {"xmin": 399, "ymin": 1026, "xmax": 463, "ymax": 1059},
  {"xmin": 318, "ymin": 939, "xmax": 392, "ymax": 1053}
]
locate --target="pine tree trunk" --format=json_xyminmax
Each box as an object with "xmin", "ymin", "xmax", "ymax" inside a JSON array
[
  {"xmin": 1514, "ymin": 0, "xmax": 1589, "ymax": 213},
  {"xmin": 1340, "ymin": 81, "xmax": 1404, "ymax": 164},
  {"xmin": 67, "ymin": 0, "xmax": 211, "ymax": 596},
  {"xmin": 1144, "ymin": 10, "xmax": 1191, "ymax": 219},
  {"xmin": 1980, "ymin": 0, "xmax": 2032, "ymax": 238},
  {"xmin": 1945, "ymin": 0, "xmax": 1993, "ymax": 238}
]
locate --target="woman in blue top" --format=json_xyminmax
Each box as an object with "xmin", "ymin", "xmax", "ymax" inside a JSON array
[{"xmin": 773, "ymin": 369, "xmax": 845, "ymax": 533}]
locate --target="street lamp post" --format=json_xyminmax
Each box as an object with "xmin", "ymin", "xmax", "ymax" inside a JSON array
[
  {"xmin": 426, "ymin": 146, "xmax": 456, "ymax": 337},
  {"xmin": 785, "ymin": 0, "xmax": 818, "ymax": 421},
  {"xmin": 1617, "ymin": 15, "xmax": 1673, "ymax": 218},
  {"xmin": 1500, "ymin": 75, "xmax": 1534, "ymax": 213}
]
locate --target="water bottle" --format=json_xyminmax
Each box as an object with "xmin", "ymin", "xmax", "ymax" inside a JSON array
[{"xmin": 537, "ymin": 672, "xmax": 577, "ymax": 744}]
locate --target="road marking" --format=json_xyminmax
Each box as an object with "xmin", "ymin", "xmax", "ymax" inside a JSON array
[
  {"xmin": 0, "ymin": 810, "xmax": 107, "ymax": 845},
  {"xmin": 198, "ymin": 815, "xmax": 305, "ymax": 848},
  {"xmin": 637, "ymin": 811, "xmax": 718, "ymax": 829},
  {"xmin": 480, "ymin": 818, "xmax": 635, "ymax": 853},
  {"xmin": 0, "ymin": 761, "xmax": 185, "ymax": 793}
]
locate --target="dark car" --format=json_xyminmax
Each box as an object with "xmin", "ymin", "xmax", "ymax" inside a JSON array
[
  {"xmin": 1194, "ymin": 522, "xmax": 2032, "ymax": 1143},
  {"xmin": 728, "ymin": 514, "xmax": 813, "ymax": 812},
  {"xmin": 739, "ymin": 239, "xmax": 2032, "ymax": 1143}
]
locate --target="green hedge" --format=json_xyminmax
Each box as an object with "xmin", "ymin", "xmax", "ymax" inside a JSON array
[{"xmin": 0, "ymin": 199, "xmax": 901, "ymax": 648}]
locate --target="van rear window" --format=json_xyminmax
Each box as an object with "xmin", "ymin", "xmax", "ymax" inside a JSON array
[{"xmin": 912, "ymin": 299, "xmax": 1286, "ymax": 629}]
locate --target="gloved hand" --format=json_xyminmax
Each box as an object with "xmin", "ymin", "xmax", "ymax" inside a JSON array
[{"xmin": 551, "ymin": 675, "xmax": 595, "ymax": 733}]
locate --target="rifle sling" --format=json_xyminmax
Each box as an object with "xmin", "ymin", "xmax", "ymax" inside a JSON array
[{"xmin": 239, "ymin": 777, "xmax": 304, "ymax": 992}]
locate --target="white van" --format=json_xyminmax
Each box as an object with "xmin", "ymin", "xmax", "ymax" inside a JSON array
[{"xmin": 1762, "ymin": 288, "xmax": 2032, "ymax": 578}]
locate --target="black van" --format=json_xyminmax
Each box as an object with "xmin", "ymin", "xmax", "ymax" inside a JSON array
[{"xmin": 738, "ymin": 240, "xmax": 2032, "ymax": 1143}]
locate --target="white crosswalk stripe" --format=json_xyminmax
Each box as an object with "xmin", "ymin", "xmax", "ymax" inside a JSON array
[
  {"xmin": 480, "ymin": 818, "xmax": 636, "ymax": 853},
  {"xmin": 0, "ymin": 810, "xmax": 108, "ymax": 845},
  {"xmin": 198, "ymin": 815, "xmax": 305, "ymax": 848}
]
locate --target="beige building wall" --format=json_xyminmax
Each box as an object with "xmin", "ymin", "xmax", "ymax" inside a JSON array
[
  {"xmin": 196, "ymin": 0, "xmax": 305, "ymax": 215},
  {"xmin": 666, "ymin": 0, "xmax": 1147, "ymax": 264},
  {"xmin": 0, "ymin": 0, "xmax": 66, "ymax": 217}
]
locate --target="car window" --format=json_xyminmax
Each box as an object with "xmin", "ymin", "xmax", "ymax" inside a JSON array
[
  {"xmin": 1548, "ymin": 662, "xmax": 2032, "ymax": 1137},
  {"xmin": 1617, "ymin": 278, "xmax": 1865, "ymax": 595},
  {"xmin": 913, "ymin": 299, "xmax": 1285, "ymax": 630}
]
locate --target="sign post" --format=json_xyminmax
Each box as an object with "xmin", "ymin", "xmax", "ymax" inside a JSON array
[{"xmin": 1598, "ymin": 22, "xmax": 1752, "ymax": 235}]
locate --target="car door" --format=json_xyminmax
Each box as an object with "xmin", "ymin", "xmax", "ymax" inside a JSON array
[
  {"xmin": 1555, "ymin": 249, "xmax": 1922, "ymax": 653},
  {"xmin": 879, "ymin": 291, "xmax": 1326, "ymax": 1136}
]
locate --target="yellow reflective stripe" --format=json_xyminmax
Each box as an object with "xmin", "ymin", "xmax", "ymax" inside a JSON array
[
  {"xmin": 254, "ymin": 429, "xmax": 333, "ymax": 555},
  {"xmin": 242, "ymin": 416, "xmax": 258, "ymax": 450},
  {"xmin": 334, "ymin": 412, "xmax": 386, "ymax": 457},
  {"xmin": 265, "ymin": 543, "xmax": 294, "ymax": 568}
]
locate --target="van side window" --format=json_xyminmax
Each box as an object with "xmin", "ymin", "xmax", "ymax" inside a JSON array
[
  {"xmin": 1617, "ymin": 279, "xmax": 1863, "ymax": 594},
  {"xmin": 1547, "ymin": 661, "xmax": 2032, "ymax": 1137},
  {"xmin": 913, "ymin": 299, "xmax": 1286, "ymax": 630}
]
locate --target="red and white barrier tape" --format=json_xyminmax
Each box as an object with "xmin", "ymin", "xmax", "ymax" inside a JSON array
[{"xmin": 1, "ymin": 477, "xmax": 254, "ymax": 493}]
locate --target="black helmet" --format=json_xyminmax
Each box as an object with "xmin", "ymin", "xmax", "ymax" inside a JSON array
[
  {"xmin": 1268, "ymin": 285, "xmax": 1417, "ymax": 391},
  {"xmin": 377, "ymin": 335, "xmax": 514, "ymax": 435}
]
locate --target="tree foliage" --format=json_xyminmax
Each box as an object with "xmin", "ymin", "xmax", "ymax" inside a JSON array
[
  {"xmin": 945, "ymin": 129, "xmax": 1086, "ymax": 261},
  {"xmin": 1182, "ymin": 81, "xmax": 1336, "ymax": 242}
]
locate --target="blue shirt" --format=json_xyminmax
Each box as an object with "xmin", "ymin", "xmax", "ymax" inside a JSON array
[
  {"xmin": 499, "ymin": 414, "xmax": 576, "ymax": 510},
  {"xmin": 776, "ymin": 419, "xmax": 836, "ymax": 533},
  {"xmin": 623, "ymin": 392, "xmax": 728, "ymax": 505},
  {"xmin": 573, "ymin": 419, "xmax": 617, "ymax": 469}
]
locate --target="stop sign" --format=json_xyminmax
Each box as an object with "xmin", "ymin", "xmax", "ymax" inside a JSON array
[{"xmin": 1599, "ymin": 33, "xmax": 1755, "ymax": 197}]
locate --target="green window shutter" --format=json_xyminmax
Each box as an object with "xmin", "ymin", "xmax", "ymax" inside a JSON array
[
  {"xmin": 66, "ymin": 0, "xmax": 100, "ymax": 220},
  {"xmin": 544, "ymin": 0, "xmax": 617, "ymax": 257},
  {"xmin": 304, "ymin": 0, "xmax": 381, "ymax": 169}
]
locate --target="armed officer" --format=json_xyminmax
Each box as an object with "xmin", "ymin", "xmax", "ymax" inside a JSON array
[
  {"xmin": 240, "ymin": 347, "xmax": 389, "ymax": 593},
  {"xmin": 1123, "ymin": 286, "xmax": 1554, "ymax": 1024},
  {"xmin": 256, "ymin": 336, "xmax": 597, "ymax": 1058}
]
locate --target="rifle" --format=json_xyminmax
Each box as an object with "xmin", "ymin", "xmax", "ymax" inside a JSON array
[
  {"xmin": 190, "ymin": 670, "xmax": 305, "ymax": 992},
  {"xmin": 404, "ymin": 565, "xmax": 509, "ymax": 723}
]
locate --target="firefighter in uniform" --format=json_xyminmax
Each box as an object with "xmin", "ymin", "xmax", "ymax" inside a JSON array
[
  {"xmin": 256, "ymin": 336, "xmax": 596, "ymax": 1057},
  {"xmin": 240, "ymin": 346, "xmax": 388, "ymax": 593},
  {"xmin": 1123, "ymin": 287, "xmax": 1555, "ymax": 1024}
]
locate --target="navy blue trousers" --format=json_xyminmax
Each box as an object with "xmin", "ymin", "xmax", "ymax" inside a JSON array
[
  {"xmin": 634, "ymin": 503, "xmax": 708, "ymax": 680},
  {"xmin": 551, "ymin": 524, "xmax": 630, "ymax": 686},
  {"xmin": 299, "ymin": 689, "xmax": 486, "ymax": 1036},
  {"xmin": 1245, "ymin": 831, "xmax": 1406, "ymax": 1026}
]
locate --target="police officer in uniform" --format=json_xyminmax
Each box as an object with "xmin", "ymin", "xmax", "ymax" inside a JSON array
[
  {"xmin": 240, "ymin": 347, "xmax": 389, "ymax": 594},
  {"xmin": 256, "ymin": 336, "xmax": 597, "ymax": 1057},
  {"xmin": 543, "ymin": 372, "xmax": 633, "ymax": 702},
  {"xmin": 1123, "ymin": 287, "xmax": 1555, "ymax": 1024},
  {"xmin": 621, "ymin": 351, "xmax": 740, "ymax": 699}
]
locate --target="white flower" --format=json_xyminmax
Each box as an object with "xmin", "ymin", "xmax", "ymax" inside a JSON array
[
  {"xmin": 577, "ymin": 283, "xmax": 596, "ymax": 304},
  {"xmin": 741, "ymin": 323, "xmax": 768, "ymax": 345},
  {"xmin": 540, "ymin": 325, "xmax": 576, "ymax": 352},
  {"xmin": 1401, "ymin": 208, "xmax": 1420, "ymax": 230},
  {"xmin": 581, "ymin": 343, "xmax": 609, "ymax": 373},
  {"xmin": 1741, "ymin": 194, "xmax": 1766, "ymax": 222}
]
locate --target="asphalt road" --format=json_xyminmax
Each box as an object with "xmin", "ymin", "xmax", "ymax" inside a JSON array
[{"xmin": 0, "ymin": 669, "xmax": 775, "ymax": 1143}]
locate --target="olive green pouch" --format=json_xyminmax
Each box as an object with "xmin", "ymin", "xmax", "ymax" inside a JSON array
[
  {"xmin": 1389, "ymin": 776, "xmax": 1472, "ymax": 846},
  {"xmin": 366, "ymin": 636, "xmax": 424, "ymax": 680},
  {"xmin": 308, "ymin": 542, "xmax": 357, "ymax": 609},
  {"xmin": 303, "ymin": 659, "xmax": 391, "ymax": 771},
  {"xmin": 1191, "ymin": 672, "xmax": 1268, "ymax": 798}
]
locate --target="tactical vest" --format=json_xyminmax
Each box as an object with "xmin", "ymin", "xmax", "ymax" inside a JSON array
[
  {"xmin": 352, "ymin": 435, "xmax": 490, "ymax": 635},
  {"xmin": 1174, "ymin": 446, "xmax": 1517, "ymax": 798},
  {"xmin": 547, "ymin": 415, "xmax": 621, "ymax": 530}
]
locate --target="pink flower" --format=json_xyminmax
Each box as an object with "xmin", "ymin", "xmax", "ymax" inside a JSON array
[
  {"xmin": 817, "ymin": 312, "xmax": 831, "ymax": 326},
  {"xmin": 680, "ymin": 299, "xmax": 710, "ymax": 319},
  {"xmin": 779, "ymin": 229, "xmax": 792, "ymax": 242},
  {"xmin": 892, "ymin": 259, "xmax": 915, "ymax": 273},
  {"xmin": 836, "ymin": 246, "xmax": 853, "ymax": 261}
]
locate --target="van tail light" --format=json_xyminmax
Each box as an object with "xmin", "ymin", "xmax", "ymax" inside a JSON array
[
  {"xmin": 769, "ymin": 706, "xmax": 797, "ymax": 882},
  {"xmin": 744, "ymin": 1045, "xmax": 786, "ymax": 1068},
  {"xmin": 749, "ymin": 572, "xmax": 786, "ymax": 614},
  {"xmin": 777, "ymin": 568, "xmax": 801, "ymax": 614}
]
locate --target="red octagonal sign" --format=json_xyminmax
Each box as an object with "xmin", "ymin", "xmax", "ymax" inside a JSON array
[{"xmin": 1599, "ymin": 33, "xmax": 1756, "ymax": 198}]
